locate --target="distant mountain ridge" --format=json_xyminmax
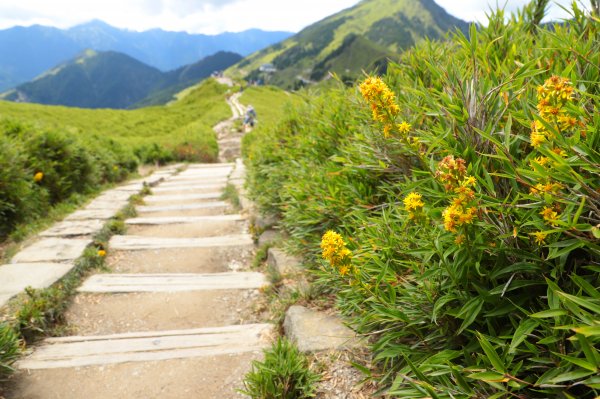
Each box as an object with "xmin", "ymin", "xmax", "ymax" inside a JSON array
[
  {"xmin": 0, "ymin": 20, "xmax": 292, "ymax": 91},
  {"xmin": 228, "ymin": 0, "xmax": 469, "ymax": 88},
  {"xmin": 1, "ymin": 50, "xmax": 242, "ymax": 109}
]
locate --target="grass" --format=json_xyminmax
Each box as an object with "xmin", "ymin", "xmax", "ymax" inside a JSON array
[
  {"xmin": 0, "ymin": 78, "xmax": 231, "ymax": 163},
  {"xmin": 220, "ymin": 183, "xmax": 241, "ymax": 211}
]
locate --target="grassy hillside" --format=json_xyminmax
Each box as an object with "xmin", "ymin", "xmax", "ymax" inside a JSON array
[
  {"xmin": 0, "ymin": 78, "xmax": 230, "ymax": 242},
  {"xmin": 244, "ymin": 2, "xmax": 599, "ymax": 397},
  {"xmin": 228, "ymin": 0, "xmax": 468, "ymax": 88}
]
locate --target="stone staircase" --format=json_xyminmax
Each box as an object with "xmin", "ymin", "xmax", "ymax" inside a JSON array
[{"xmin": 7, "ymin": 163, "xmax": 273, "ymax": 398}]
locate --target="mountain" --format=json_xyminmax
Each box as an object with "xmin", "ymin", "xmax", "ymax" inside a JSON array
[
  {"xmin": 228, "ymin": 0, "xmax": 469, "ymax": 88},
  {"xmin": 1, "ymin": 50, "xmax": 242, "ymax": 109},
  {"xmin": 0, "ymin": 20, "xmax": 292, "ymax": 91}
]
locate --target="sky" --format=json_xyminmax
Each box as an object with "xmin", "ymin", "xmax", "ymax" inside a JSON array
[{"xmin": 0, "ymin": 0, "xmax": 580, "ymax": 34}]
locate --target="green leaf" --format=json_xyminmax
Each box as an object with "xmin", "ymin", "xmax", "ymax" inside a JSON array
[
  {"xmin": 456, "ymin": 297, "xmax": 484, "ymax": 334},
  {"xmin": 467, "ymin": 371, "xmax": 508, "ymax": 383},
  {"xmin": 509, "ymin": 319, "xmax": 539, "ymax": 354},
  {"xmin": 530, "ymin": 309, "xmax": 568, "ymax": 318},
  {"xmin": 572, "ymin": 326, "xmax": 600, "ymax": 337},
  {"xmin": 477, "ymin": 333, "xmax": 506, "ymax": 373},
  {"xmin": 554, "ymin": 353, "xmax": 598, "ymax": 372},
  {"xmin": 557, "ymin": 291, "xmax": 600, "ymax": 314}
]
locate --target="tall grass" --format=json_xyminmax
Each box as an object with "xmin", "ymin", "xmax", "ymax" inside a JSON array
[{"xmin": 244, "ymin": 3, "xmax": 599, "ymax": 398}]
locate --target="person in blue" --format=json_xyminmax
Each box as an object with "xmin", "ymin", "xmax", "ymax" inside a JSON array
[{"xmin": 243, "ymin": 105, "xmax": 257, "ymax": 129}]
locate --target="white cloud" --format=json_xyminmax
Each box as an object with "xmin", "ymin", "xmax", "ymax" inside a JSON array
[{"xmin": 0, "ymin": 0, "xmax": 587, "ymax": 33}]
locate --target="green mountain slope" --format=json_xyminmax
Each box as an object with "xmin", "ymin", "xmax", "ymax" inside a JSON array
[
  {"xmin": 228, "ymin": 0, "xmax": 468, "ymax": 88},
  {"xmin": 1, "ymin": 50, "xmax": 242, "ymax": 109}
]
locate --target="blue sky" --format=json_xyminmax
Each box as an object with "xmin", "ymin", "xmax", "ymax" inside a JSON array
[{"xmin": 0, "ymin": 0, "xmax": 579, "ymax": 34}]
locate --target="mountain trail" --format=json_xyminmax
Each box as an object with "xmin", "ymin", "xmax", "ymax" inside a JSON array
[{"xmin": 4, "ymin": 91, "xmax": 269, "ymax": 398}]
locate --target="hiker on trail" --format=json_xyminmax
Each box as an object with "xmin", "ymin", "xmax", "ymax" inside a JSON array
[{"xmin": 243, "ymin": 105, "xmax": 257, "ymax": 130}]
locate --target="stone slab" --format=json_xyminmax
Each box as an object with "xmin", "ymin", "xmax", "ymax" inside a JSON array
[
  {"xmin": 258, "ymin": 229, "xmax": 282, "ymax": 247},
  {"xmin": 109, "ymin": 234, "xmax": 253, "ymax": 250},
  {"xmin": 113, "ymin": 183, "xmax": 145, "ymax": 192},
  {"xmin": 143, "ymin": 192, "xmax": 222, "ymax": 203},
  {"xmin": 136, "ymin": 202, "xmax": 228, "ymax": 213},
  {"xmin": 81, "ymin": 201, "xmax": 129, "ymax": 212},
  {"xmin": 11, "ymin": 238, "xmax": 91, "ymax": 263},
  {"xmin": 89, "ymin": 191, "xmax": 132, "ymax": 205},
  {"xmin": 283, "ymin": 306, "xmax": 362, "ymax": 352},
  {"xmin": 17, "ymin": 323, "xmax": 273, "ymax": 369},
  {"xmin": 65, "ymin": 208, "xmax": 118, "ymax": 221},
  {"xmin": 151, "ymin": 184, "xmax": 226, "ymax": 193},
  {"xmin": 158, "ymin": 178, "xmax": 228, "ymax": 187},
  {"xmin": 78, "ymin": 272, "xmax": 268, "ymax": 293},
  {"xmin": 0, "ymin": 262, "xmax": 75, "ymax": 307},
  {"xmin": 40, "ymin": 219, "xmax": 105, "ymax": 237},
  {"xmin": 267, "ymin": 248, "xmax": 302, "ymax": 275},
  {"xmin": 125, "ymin": 215, "xmax": 245, "ymax": 225}
]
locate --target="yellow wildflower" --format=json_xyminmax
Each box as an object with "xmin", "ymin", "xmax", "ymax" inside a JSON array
[
  {"xmin": 532, "ymin": 231, "xmax": 548, "ymax": 245},
  {"xmin": 320, "ymin": 230, "xmax": 352, "ymax": 268},
  {"xmin": 403, "ymin": 192, "xmax": 425, "ymax": 212},
  {"xmin": 397, "ymin": 121, "xmax": 411, "ymax": 134},
  {"xmin": 97, "ymin": 249, "xmax": 107, "ymax": 257},
  {"xmin": 540, "ymin": 206, "xmax": 560, "ymax": 226},
  {"xmin": 359, "ymin": 76, "xmax": 400, "ymax": 126},
  {"xmin": 34, "ymin": 172, "xmax": 44, "ymax": 182}
]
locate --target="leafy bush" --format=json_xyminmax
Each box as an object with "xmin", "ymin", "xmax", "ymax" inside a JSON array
[
  {"xmin": 0, "ymin": 323, "xmax": 20, "ymax": 379},
  {"xmin": 244, "ymin": 3, "xmax": 599, "ymax": 398},
  {"xmin": 240, "ymin": 338, "xmax": 320, "ymax": 399}
]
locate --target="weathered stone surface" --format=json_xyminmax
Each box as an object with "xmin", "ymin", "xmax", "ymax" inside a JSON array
[
  {"xmin": 113, "ymin": 182, "xmax": 145, "ymax": 192},
  {"xmin": 143, "ymin": 192, "xmax": 222, "ymax": 203},
  {"xmin": 65, "ymin": 208, "xmax": 118, "ymax": 221},
  {"xmin": 11, "ymin": 238, "xmax": 91, "ymax": 263},
  {"xmin": 152, "ymin": 183, "xmax": 226, "ymax": 193},
  {"xmin": 136, "ymin": 202, "xmax": 228, "ymax": 213},
  {"xmin": 267, "ymin": 248, "xmax": 302, "ymax": 275},
  {"xmin": 125, "ymin": 214, "xmax": 245, "ymax": 225},
  {"xmin": 78, "ymin": 272, "xmax": 268, "ymax": 293},
  {"xmin": 283, "ymin": 306, "xmax": 362, "ymax": 352},
  {"xmin": 40, "ymin": 220, "xmax": 105, "ymax": 237},
  {"xmin": 254, "ymin": 214, "xmax": 278, "ymax": 230},
  {"xmin": 17, "ymin": 323, "xmax": 274, "ymax": 369},
  {"xmin": 109, "ymin": 234, "xmax": 253, "ymax": 250},
  {"xmin": 158, "ymin": 178, "xmax": 228, "ymax": 188},
  {"xmin": 258, "ymin": 229, "xmax": 281, "ymax": 247},
  {"xmin": 89, "ymin": 191, "xmax": 132, "ymax": 204},
  {"xmin": 0, "ymin": 263, "xmax": 75, "ymax": 307},
  {"xmin": 81, "ymin": 201, "xmax": 129, "ymax": 212}
]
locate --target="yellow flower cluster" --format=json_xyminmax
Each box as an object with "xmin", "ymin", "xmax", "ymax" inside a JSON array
[
  {"xmin": 530, "ymin": 75, "xmax": 576, "ymax": 148},
  {"xmin": 359, "ymin": 76, "xmax": 410, "ymax": 139},
  {"xmin": 320, "ymin": 230, "xmax": 352, "ymax": 275},
  {"xmin": 403, "ymin": 192, "xmax": 425, "ymax": 220},
  {"xmin": 436, "ymin": 156, "xmax": 478, "ymax": 234},
  {"xmin": 34, "ymin": 172, "xmax": 44, "ymax": 182},
  {"xmin": 435, "ymin": 155, "xmax": 467, "ymax": 191}
]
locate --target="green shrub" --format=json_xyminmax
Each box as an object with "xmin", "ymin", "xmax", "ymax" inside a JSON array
[
  {"xmin": 245, "ymin": 3, "xmax": 599, "ymax": 398},
  {"xmin": 240, "ymin": 338, "xmax": 320, "ymax": 399},
  {"xmin": 0, "ymin": 323, "xmax": 20, "ymax": 379}
]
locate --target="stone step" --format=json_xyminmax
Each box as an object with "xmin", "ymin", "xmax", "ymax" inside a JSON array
[
  {"xmin": 151, "ymin": 184, "xmax": 226, "ymax": 193},
  {"xmin": 40, "ymin": 219, "xmax": 105, "ymax": 237},
  {"xmin": 17, "ymin": 323, "xmax": 273, "ymax": 370},
  {"xmin": 65, "ymin": 208, "xmax": 121, "ymax": 221},
  {"xmin": 125, "ymin": 214, "xmax": 245, "ymax": 225},
  {"xmin": 11, "ymin": 238, "xmax": 91, "ymax": 263},
  {"xmin": 136, "ymin": 201, "xmax": 228, "ymax": 213},
  {"xmin": 109, "ymin": 234, "xmax": 253, "ymax": 250},
  {"xmin": 158, "ymin": 178, "xmax": 228, "ymax": 188},
  {"xmin": 0, "ymin": 262, "xmax": 75, "ymax": 307},
  {"xmin": 143, "ymin": 192, "xmax": 223, "ymax": 203},
  {"xmin": 78, "ymin": 272, "xmax": 268, "ymax": 293}
]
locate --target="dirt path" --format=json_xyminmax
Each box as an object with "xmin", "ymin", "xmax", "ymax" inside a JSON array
[{"xmin": 5, "ymin": 93, "xmax": 269, "ymax": 398}]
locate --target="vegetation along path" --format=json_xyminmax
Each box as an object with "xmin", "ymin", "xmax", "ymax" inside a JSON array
[{"xmin": 6, "ymin": 92, "xmax": 272, "ymax": 398}]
